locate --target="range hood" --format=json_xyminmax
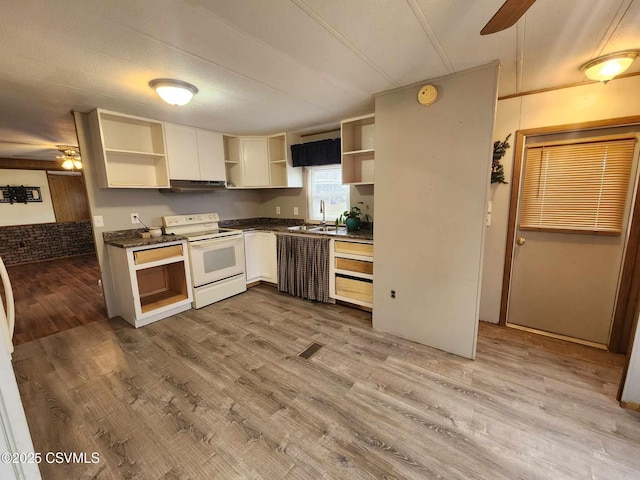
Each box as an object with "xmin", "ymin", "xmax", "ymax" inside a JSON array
[{"xmin": 166, "ymin": 180, "xmax": 227, "ymax": 192}]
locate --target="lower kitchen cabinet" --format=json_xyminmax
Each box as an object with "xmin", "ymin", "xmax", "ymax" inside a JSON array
[
  {"xmin": 107, "ymin": 240, "xmax": 193, "ymax": 327},
  {"xmin": 330, "ymin": 239, "xmax": 374, "ymax": 308},
  {"xmin": 244, "ymin": 231, "xmax": 277, "ymax": 284}
]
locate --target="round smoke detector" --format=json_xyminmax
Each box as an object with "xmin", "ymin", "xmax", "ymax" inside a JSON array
[{"xmin": 417, "ymin": 84, "xmax": 438, "ymax": 106}]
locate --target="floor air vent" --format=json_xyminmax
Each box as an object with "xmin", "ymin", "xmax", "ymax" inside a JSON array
[{"xmin": 298, "ymin": 342, "xmax": 323, "ymax": 359}]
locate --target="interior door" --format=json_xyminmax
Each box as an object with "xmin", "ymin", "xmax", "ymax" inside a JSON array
[{"xmin": 507, "ymin": 136, "xmax": 639, "ymax": 345}]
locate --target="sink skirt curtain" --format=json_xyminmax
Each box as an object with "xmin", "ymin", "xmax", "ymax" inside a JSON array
[{"xmin": 276, "ymin": 234, "xmax": 330, "ymax": 302}]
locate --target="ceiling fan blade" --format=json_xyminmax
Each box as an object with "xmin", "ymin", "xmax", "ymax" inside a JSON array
[{"xmin": 481, "ymin": 0, "xmax": 537, "ymax": 35}]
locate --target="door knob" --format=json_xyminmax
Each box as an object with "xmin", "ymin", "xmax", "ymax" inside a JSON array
[{"xmin": 516, "ymin": 237, "xmax": 526, "ymax": 245}]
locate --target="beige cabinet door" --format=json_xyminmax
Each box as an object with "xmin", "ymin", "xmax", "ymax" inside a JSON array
[
  {"xmin": 164, "ymin": 123, "xmax": 200, "ymax": 180},
  {"xmin": 196, "ymin": 129, "xmax": 225, "ymax": 181},
  {"xmin": 241, "ymin": 138, "xmax": 270, "ymax": 187}
]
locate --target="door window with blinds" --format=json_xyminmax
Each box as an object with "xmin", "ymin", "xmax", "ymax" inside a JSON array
[{"xmin": 520, "ymin": 136, "xmax": 637, "ymax": 235}]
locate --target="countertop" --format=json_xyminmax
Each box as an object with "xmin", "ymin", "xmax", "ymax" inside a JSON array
[
  {"xmin": 102, "ymin": 218, "xmax": 373, "ymax": 247},
  {"xmin": 103, "ymin": 230, "xmax": 187, "ymax": 249},
  {"xmin": 224, "ymin": 222, "xmax": 374, "ymax": 241}
]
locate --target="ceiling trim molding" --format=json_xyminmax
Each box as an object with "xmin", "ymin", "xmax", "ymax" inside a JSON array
[
  {"xmin": 404, "ymin": 0, "xmax": 454, "ymax": 74},
  {"xmin": 498, "ymin": 70, "xmax": 640, "ymax": 101},
  {"xmin": 290, "ymin": 0, "xmax": 399, "ymax": 87}
]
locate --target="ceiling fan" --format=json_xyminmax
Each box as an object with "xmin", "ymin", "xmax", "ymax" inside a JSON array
[{"xmin": 481, "ymin": 0, "xmax": 537, "ymax": 35}]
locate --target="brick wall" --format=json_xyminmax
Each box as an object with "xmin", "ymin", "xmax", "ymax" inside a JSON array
[{"xmin": 0, "ymin": 220, "xmax": 95, "ymax": 266}]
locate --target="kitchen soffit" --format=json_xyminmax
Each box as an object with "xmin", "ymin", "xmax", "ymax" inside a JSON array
[{"xmin": 0, "ymin": 0, "xmax": 638, "ymax": 160}]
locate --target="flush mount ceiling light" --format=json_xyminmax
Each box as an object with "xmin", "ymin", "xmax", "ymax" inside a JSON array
[
  {"xmin": 580, "ymin": 50, "xmax": 639, "ymax": 83},
  {"xmin": 56, "ymin": 146, "xmax": 82, "ymax": 170},
  {"xmin": 149, "ymin": 78, "xmax": 198, "ymax": 106}
]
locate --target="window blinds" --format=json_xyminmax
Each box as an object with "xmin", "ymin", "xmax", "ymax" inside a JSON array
[{"xmin": 520, "ymin": 136, "xmax": 636, "ymax": 235}]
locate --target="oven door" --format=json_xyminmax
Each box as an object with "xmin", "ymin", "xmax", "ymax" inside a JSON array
[{"xmin": 188, "ymin": 235, "xmax": 245, "ymax": 287}]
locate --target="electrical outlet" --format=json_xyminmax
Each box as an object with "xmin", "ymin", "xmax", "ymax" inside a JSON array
[
  {"xmin": 293, "ymin": 207, "xmax": 299, "ymax": 216},
  {"xmin": 131, "ymin": 213, "xmax": 140, "ymax": 224},
  {"xmin": 93, "ymin": 215, "xmax": 104, "ymax": 228},
  {"xmin": 276, "ymin": 206, "xmax": 281, "ymax": 215}
]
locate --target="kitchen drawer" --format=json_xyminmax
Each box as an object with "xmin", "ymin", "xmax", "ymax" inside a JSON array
[
  {"xmin": 335, "ymin": 257, "xmax": 373, "ymax": 275},
  {"xmin": 134, "ymin": 244, "xmax": 183, "ymax": 265},
  {"xmin": 335, "ymin": 276, "xmax": 373, "ymax": 304},
  {"xmin": 334, "ymin": 241, "xmax": 373, "ymax": 257}
]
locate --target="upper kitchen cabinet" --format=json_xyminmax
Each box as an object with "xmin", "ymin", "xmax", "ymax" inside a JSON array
[
  {"xmin": 269, "ymin": 133, "xmax": 302, "ymax": 188},
  {"xmin": 225, "ymin": 133, "xmax": 301, "ymax": 189},
  {"xmin": 224, "ymin": 136, "xmax": 269, "ymax": 188},
  {"xmin": 341, "ymin": 114, "xmax": 375, "ymax": 185},
  {"xmin": 196, "ymin": 129, "xmax": 226, "ymax": 181},
  {"xmin": 88, "ymin": 109, "xmax": 170, "ymax": 188},
  {"xmin": 165, "ymin": 123, "xmax": 225, "ymax": 182}
]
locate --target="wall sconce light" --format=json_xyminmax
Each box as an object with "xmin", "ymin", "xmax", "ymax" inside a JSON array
[
  {"xmin": 580, "ymin": 50, "xmax": 639, "ymax": 83},
  {"xmin": 56, "ymin": 146, "xmax": 82, "ymax": 170},
  {"xmin": 149, "ymin": 78, "xmax": 198, "ymax": 106}
]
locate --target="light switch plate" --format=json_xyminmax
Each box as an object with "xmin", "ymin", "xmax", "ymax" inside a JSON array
[
  {"xmin": 93, "ymin": 215, "xmax": 104, "ymax": 228},
  {"xmin": 276, "ymin": 206, "xmax": 281, "ymax": 215},
  {"xmin": 294, "ymin": 207, "xmax": 299, "ymax": 216}
]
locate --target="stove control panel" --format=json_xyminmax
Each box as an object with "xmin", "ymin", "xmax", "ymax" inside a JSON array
[{"xmin": 163, "ymin": 212, "xmax": 220, "ymax": 227}]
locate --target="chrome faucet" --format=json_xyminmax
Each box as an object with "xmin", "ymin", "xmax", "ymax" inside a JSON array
[{"xmin": 320, "ymin": 199, "xmax": 326, "ymax": 227}]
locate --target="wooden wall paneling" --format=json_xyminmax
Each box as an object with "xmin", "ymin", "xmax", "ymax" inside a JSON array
[
  {"xmin": 0, "ymin": 158, "xmax": 64, "ymax": 171},
  {"xmin": 47, "ymin": 173, "xmax": 90, "ymax": 222}
]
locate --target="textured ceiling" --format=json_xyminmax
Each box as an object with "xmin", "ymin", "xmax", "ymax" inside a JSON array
[{"xmin": 0, "ymin": 0, "xmax": 638, "ymax": 160}]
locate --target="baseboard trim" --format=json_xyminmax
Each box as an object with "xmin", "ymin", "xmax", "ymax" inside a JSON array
[
  {"xmin": 246, "ymin": 280, "xmax": 277, "ymax": 289},
  {"xmin": 620, "ymin": 401, "xmax": 640, "ymax": 412},
  {"xmin": 506, "ymin": 323, "xmax": 607, "ymax": 350}
]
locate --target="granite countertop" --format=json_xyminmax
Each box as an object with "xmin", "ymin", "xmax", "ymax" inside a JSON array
[
  {"xmin": 103, "ymin": 229, "xmax": 187, "ymax": 249},
  {"xmin": 102, "ymin": 218, "xmax": 373, "ymax": 248},
  {"xmin": 221, "ymin": 218, "xmax": 374, "ymax": 241}
]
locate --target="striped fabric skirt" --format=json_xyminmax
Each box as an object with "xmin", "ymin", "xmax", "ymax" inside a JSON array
[{"xmin": 276, "ymin": 234, "xmax": 330, "ymax": 303}]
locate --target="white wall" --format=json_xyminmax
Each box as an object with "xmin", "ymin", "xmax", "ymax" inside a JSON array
[
  {"xmin": 0, "ymin": 169, "xmax": 55, "ymax": 226},
  {"xmin": 373, "ymin": 62, "xmax": 499, "ymax": 359},
  {"xmin": 480, "ymin": 75, "xmax": 640, "ymax": 323}
]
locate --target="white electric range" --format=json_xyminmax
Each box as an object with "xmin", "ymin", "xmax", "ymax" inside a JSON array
[{"xmin": 162, "ymin": 213, "xmax": 246, "ymax": 309}]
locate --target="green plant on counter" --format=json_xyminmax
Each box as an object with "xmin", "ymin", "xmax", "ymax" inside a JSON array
[{"xmin": 336, "ymin": 202, "xmax": 370, "ymax": 230}]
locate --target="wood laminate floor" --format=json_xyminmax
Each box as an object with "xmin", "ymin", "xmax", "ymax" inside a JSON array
[
  {"xmin": 12, "ymin": 285, "xmax": 640, "ymax": 480},
  {"xmin": 7, "ymin": 254, "xmax": 107, "ymax": 345}
]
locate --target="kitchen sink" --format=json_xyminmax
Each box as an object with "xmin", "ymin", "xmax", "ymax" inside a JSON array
[
  {"xmin": 286, "ymin": 225, "xmax": 340, "ymax": 233},
  {"xmin": 308, "ymin": 226, "xmax": 337, "ymax": 232},
  {"xmin": 287, "ymin": 225, "xmax": 313, "ymax": 231}
]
